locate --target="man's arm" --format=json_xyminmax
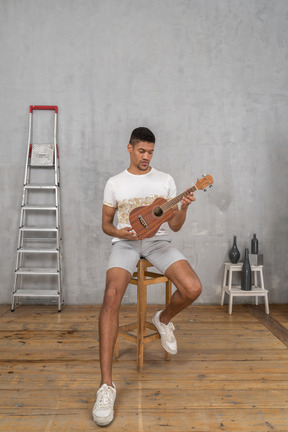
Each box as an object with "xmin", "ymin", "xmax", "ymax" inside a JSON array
[
  {"xmin": 102, "ymin": 204, "xmax": 141, "ymax": 240},
  {"xmin": 168, "ymin": 191, "xmax": 196, "ymax": 232}
]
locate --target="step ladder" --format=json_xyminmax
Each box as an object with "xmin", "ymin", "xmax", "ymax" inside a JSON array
[{"xmin": 12, "ymin": 105, "xmax": 63, "ymax": 312}]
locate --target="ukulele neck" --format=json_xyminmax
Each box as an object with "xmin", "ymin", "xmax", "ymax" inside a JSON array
[{"xmin": 161, "ymin": 185, "xmax": 197, "ymax": 213}]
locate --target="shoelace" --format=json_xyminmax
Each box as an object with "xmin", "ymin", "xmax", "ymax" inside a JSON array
[
  {"xmin": 97, "ymin": 386, "xmax": 112, "ymax": 407},
  {"xmin": 165, "ymin": 322, "xmax": 175, "ymax": 342}
]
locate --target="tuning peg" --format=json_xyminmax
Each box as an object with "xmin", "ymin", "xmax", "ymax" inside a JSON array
[
  {"xmin": 202, "ymin": 173, "xmax": 206, "ymax": 177},
  {"xmin": 209, "ymin": 185, "xmax": 213, "ymax": 188},
  {"xmin": 204, "ymin": 189, "xmax": 207, "ymax": 192}
]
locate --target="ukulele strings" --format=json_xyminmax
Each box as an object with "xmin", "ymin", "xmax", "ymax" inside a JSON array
[{"xmin": 160, "ymin": 185, "xmax": 197, "ymax": 213}]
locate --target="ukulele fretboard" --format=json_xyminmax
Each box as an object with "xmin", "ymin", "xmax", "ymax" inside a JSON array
[{"xmin": 160, "ymin": 185, "xmax": 198, "ymax": 213}]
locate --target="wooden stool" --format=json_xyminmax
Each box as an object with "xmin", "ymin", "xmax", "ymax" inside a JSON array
[
  {"xmin": 220, "ymin": 262, "xmax": 269, "ymax": 314},
  {"xmin": 114, "ymin": 258, "xmax": 172, "ymax": 371}
]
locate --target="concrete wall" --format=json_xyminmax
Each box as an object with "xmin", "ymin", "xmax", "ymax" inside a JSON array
[{"xmin": 1, "ymin": 0, "xmax": 288, "ymax": 305}]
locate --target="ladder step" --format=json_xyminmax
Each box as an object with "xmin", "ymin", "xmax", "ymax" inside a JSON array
[
  {"xmin": 19, "ymin": 238, "xmax": 58, "ymax": 243},
  {"xmin": 16, "ymin": 268, "xmax": 59, "ymax": 275},
  {"xmin": 18, "ymin": 247, "xmax": 58, "ymax": 253},
  {"xmin": 24, "ymin": 184, "xmax": 57, "ymax": 189},
  {"xmin": 20, "ymin": 226, "xmax": 58, "ymax": 232},
  {"xmin": 12, "ymin": 290, "xmax": 60, "ymax": 298},
  {"xmin": 28, "ymin": 164, "xmax": 55, "ymax": 168},
  {"xmin": 22, "ymin": 205, "xmax": 57, "ymax": 210}
]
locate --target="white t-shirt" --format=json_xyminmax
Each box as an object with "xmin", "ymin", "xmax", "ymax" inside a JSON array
[{"xmin": 103, "ymin": 167, "xmax": 177, "ymax": 241}]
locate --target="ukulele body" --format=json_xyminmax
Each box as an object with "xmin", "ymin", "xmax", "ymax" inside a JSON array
[
  {"xmin": 129, "ymin": 197, "xmax": 174, "ymax": 238},
  {"xmin": 128, "ymin": 174, "xmax": 214, "ymax": 239}
]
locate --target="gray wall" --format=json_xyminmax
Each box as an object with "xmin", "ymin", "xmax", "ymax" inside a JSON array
[{"xmin": 1, "ymin": 0, "xmax": 288, "ymax": 305}]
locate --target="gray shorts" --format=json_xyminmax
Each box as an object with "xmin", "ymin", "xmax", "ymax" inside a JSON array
[{"xmin": 107, "ymin": 236, "xmax": 187, "ymax": 275}]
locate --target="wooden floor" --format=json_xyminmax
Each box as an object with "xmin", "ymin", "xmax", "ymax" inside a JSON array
[{"xmin": 0, "ymin": 304, "xmax": 288, "ymax": 432}]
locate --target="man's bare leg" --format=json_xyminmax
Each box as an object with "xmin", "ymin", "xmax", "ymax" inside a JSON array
[
  {"xmin": 98, "ymin": 267, "xmax": 131, "ymax": 386},
  {"xmin": 161, "ymin": 259, "xmax": 202, "ymax": 324}
]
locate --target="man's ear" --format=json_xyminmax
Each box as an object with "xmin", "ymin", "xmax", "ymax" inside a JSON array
[{"xmin": 127, "ymin": 143, "xmax": 132, "ymax": 153}]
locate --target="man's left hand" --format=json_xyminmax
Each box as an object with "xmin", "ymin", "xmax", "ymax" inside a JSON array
[{"xmin": 180, "ymin": 190, "xmax": 196, "ymax": 211}]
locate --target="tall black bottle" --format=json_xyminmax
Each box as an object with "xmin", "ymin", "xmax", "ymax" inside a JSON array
[
  {"xmin": 241, "ymin": 248, "xmax": 252, "ymax": 291},
  {"xmin": 229, "ymin": 236, "xmax": 240, "ymax": 264}
]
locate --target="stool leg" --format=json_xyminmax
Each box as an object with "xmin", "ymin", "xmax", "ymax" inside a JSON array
[
  {"xmin": 264, "ymin": 293, "xmax": 269, "ymax": 314},
  {"xmin": 259, "ymin": 269, "xmax": 265, "ymax": 289},
  {"xmin": 137, "ymin": 260, "xmax": 147, "ymax": 372},
  {"xmin": 227, "ymin": 268, "xmax": 233, "ymax": 314},
  {"xmin": 259, "ymin": 269, "xmax": 269, "ymax": 314},
  {"xmin": 254, "ymin": 270, "xmax": 259, "ymax": 305},
  {"xmin": 228, "ymin": 293, "xmax": 233, "ymax": 315},
  {"xmin": 221, "ymin": 266, "xmax": 228, "ymax": 305}
]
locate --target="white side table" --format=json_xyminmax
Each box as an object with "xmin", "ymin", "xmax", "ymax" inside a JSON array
[{"xmin": 220, "ymin": 262, "xmax": 269, "ymax": 315}]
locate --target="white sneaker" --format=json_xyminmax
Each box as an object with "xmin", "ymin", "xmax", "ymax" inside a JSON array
[
  {"xmin": 152, "ymin": 310, "xmax": 177, "ymax": 355},
  {"xmin": 92, "ymin": 382, "xmax": 116, "ymax": 426}
]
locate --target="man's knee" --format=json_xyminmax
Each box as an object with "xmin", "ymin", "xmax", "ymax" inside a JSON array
[
  {"xmin": 103, "ymin": 282, "xmax": 122, "ymax": 308},
  {"xmin": 183, "ymin": 276, "xmax": 202, "ymax": 302},
  {"xmin": 192, "ymin": 278, "xmax": 202, "ymax": 299},
  {"xmin": 102, "ymin": 270, "xmax": 131, "ymax": 309}
]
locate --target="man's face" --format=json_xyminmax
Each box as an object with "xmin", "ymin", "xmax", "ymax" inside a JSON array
[{"xmin": 128, "ymin": 141, "xmax": 155, "ymax": 172}]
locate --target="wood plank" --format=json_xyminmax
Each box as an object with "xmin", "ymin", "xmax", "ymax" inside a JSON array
[
  {"xmin": 0, "ymin": 305, "xmax": 10, "ymax": 317},
  {"xmin": 2, "ymin": 359, "xmax": 288, "ymax": 375},
  {"xmin": 1, "ymin": 374, "xmax": 288, "ymax": 391},
  {"xmin": 245, "ymin": 305, "xmax": 288, "ymax": 347},
  {"xmin": 0, "ymin": 331, "xmax": 284, "ymax": 350},
  {"xmin": 1, "ymin": 387, "xmax": 288, "ymax": 412},
  {"xmin": 1, "ymin": 348, "xmax": 288, "ymax": 362}
]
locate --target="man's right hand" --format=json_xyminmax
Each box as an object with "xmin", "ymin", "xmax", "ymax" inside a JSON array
[
  {"xmin": 102, "ymin": 205, "xmax": 142, "ymax": 240},
  {"xmin": 117, "ymin": 227, "xmax": 142, "ymax": 240}
]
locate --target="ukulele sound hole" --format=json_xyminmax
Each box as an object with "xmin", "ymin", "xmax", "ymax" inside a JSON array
[{"xmin": 153, "ymin": 207, "xmax": 163, "ymax": 217}]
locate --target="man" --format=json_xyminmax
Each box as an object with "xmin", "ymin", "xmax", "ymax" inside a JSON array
[{"xmin": 92, "ymin": 127, "xmax": 202, "ymax": 426}]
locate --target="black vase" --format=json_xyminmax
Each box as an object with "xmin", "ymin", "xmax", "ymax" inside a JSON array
[
  {"xmin": 251, "ymin": 234, "xmax": 258, "ymax": 254},
  {"xmin": 241, "ymin": 248, "xmax": 252, "ymax": 291},
  {"xmin": 229, "ymin": 236, "xmax": 240, "ymax": 264}
]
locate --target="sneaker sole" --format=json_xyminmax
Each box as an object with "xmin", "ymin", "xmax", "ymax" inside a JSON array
[{"xmin": 92, "ymin": 411, "xmax": 114, "ymax": 427}]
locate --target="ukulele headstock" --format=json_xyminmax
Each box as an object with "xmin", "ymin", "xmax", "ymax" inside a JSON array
[{"xmin": 195, "ymin": 174, "xmax": 214, "ymax": 191}]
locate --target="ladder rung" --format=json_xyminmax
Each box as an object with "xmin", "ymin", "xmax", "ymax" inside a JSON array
[
  {"xmin": 16, "ymin": 268, "xmax": 59, "ymax": 275},
  {"xmin": 28, "ymin": 164, "xmax": 55, "ymax": 168},
  {"xmin": 20, "ymin": 238, "xmax": 58, "ymax": 242},
  {"xmin": 24, "ymin": 184, "xmax": 57, "ymax": 189},
  {"xmin": 20, "ymin": 226, "xmax": 58, "ymax": 232},
  {"xmin": 22, "ymin": 205, "xmax": 57, "ymax": 210},
  {"xmin": 12, "ymin": 290, "xmax": 60, "ymax": 298},
  {"xmin": 17, "ymin": 247, "xmax": 58, "ymax": 253}
]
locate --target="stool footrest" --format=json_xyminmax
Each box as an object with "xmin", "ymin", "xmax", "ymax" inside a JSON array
[
  {"xmin": 143, "ymin": 332, "xmax": 161, "ymax": 343},
  {"xmin": 118, "ymin": 321, "xmax": 161, "ymax": 347},
  {"xmin": 118, "ymin": 321, "xmax": 159, "ymax": 340},
  {"xmin": 118, "ymin": 331, "xmax": 137, "ymax": 343},
  {"xmin": 145, "ymin": 322, "xmax": 157, "ymax": 331},
  {"xmin": 118, "ymin": 322, "xmax": 137, "ymax": 332}
]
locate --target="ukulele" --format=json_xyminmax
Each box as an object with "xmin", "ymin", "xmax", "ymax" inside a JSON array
[{"xmin": 129, "ymin": 174, "xmax": 214, "ymax": 238}]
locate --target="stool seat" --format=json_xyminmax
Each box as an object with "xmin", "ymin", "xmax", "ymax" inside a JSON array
[
  {"xmin": 220, "ymin": 262, "xmax": 269, "ymax": 314},
  {"xmin": 114, "ymin": 258, "xmax": 172, "ymax": 371}
]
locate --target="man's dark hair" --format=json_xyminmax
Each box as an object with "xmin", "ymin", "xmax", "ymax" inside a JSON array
[{"xmin": 129, "ymin": 127, "xmax": 155, "ymax": 146}]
